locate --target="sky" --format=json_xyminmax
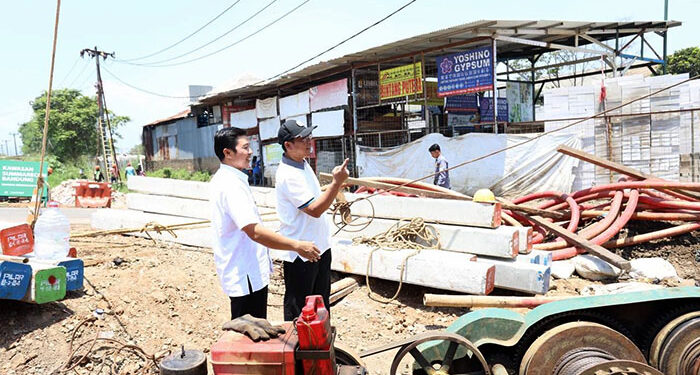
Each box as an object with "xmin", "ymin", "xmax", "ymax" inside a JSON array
[{"xmin": 1, "ymin": 0, "xmax": 698, "ymax": 155}]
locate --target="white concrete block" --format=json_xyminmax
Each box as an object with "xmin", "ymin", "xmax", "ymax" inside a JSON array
[
  {"xmin": 330, "ymin": 238, "xmax": 494, "ymax": 295},
  {"xmin": 342, "ymin": 193, "xmax": 501, "ymax": 228},
  {"xmin": 476, "ymin": 256, "xmax": 551, "ymax": 294},
  {"xmin": 127, "ymin": 176, "xmax": 209, "ymax": 200},
  {"xmin": 516, "ymin": 227, "xmax": 533, "ymax": 254},
  {"xmin": 335, "ymin": 218, "xmax": 517, "ymax": 259},
  {"xmin": 516, "ymin": 249, "xmax": 552, "ymax": 266},
  {"xmin": 127, "ymin": 193, "xmax": 211, "ymax": 220}
]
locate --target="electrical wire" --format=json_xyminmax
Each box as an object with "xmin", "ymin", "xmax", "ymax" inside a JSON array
[
  {"xmin": 66, "ymin": 59, "xmax": 91, "ymax": 88},
  {"xmin": 57, "ymin": 55, "xmax": 81, "ymax": 87},
  {"xmin": 256, "ymin": 0, "xmax": 418, "ymax": 85},
  {"xmin": 138, "ymin": 0, "xmax": 310, "ymax": 68},
  {"xmin": 120, "ymin": 0, "xmax": 243, "ymax": 62},
  {"xmin": 100, "ymin": 65, "xmax": 205, "ymax": 99},
  {"xmin": 122, "ymin": 0, "xmax": 278, "ymax": 67}
]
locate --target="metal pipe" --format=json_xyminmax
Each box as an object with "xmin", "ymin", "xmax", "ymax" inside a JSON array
[
  {"xmin": 551, "ymin": 190, "xmax": 639, "ymax": 260},
  {"xmin": 602, "ymin": 222, "xmax": 700, "ymax": 248},
  {"xmin": 423, "ymin": 294, "xmax": 569, "ymax": 308}
]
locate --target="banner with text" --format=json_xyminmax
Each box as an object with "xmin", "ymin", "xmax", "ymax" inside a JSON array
[
  {"xmin": 479, "ymin": 97, "xmax": 509, "ymax": 122},
  {"xmin": 379, "ymin": 62, "xmax": 423, "ymax": 100},
  {"xmin": 0, "ymin": 161, "xmax": 47, "ymax": 198},
  {"xmin": 436, "ymin": 46, "xmax": 493, "ymax": 97}
]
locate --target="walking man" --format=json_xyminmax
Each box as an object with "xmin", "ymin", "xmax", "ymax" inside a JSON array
[
  {"xmin": 210, "ymin": 127, "xmax": 320, "ymax": 320},
  {"xmin": 275, "ymin": 119, "xmax": 349, "ymax": 320},
  {"xmin": 429, "ymin": 143, "xmax": 451, "ymax": 189}
]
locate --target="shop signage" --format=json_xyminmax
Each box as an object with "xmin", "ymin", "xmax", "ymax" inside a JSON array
[
  {"xmin": 379, "ymin": 62, "xmax": 423, "ymax": 100},
  {"xmin": 436, "ymin": 46, "xmax": 493, "ymax": 97}
]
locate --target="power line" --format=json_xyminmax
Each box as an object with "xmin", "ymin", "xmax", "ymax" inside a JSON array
[
  {"xmin": 57, "ymin": 55, "xmax": 81, "ymax": 87},
  {"xmin": 120, "ymin": 0, "xmax": 243, "ymax": 62},
  {"xmin": 100, "ymin": 65, "xmax": 204, "ymax": 99},
  {"xmin": 121, "ymin": 0, "xmax": 278, "ymax": 67},
  {"xmin": 142, "ymin": 0, "xmax": 311, "ymax": 68},
  {"xmin": 66, "ymin": 59, "xmax": 92, "ymax": 88},
  {"xmin": 256, "ymin": 0, "xmax": 418, "ymax": 84}
]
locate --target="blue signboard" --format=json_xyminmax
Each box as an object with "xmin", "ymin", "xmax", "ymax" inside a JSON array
[
  {"xmin": 479, "ymin": 97, "xmax": 509, "ymax": 122},
  {"xmin": 436, "ymin": 46, "xmax": 493, "ymax": 97},
  {"xmin": 445, "ymin": 94, "xmax": 478, "ymax": 112}
]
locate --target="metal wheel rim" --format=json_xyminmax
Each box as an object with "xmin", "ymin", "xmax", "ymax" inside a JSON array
[
  {"xmin": 649, "ymin": 311, "xmax": 700, "ymax": 369},
  {"xmin": 577, "ymin": 359, "xmax": 664, "ymax": 375},
  {"xmin": 389, "ymin": 332, "xmax": 490, "ymax": 375}
]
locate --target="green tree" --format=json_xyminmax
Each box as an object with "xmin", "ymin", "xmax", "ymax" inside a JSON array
[
  {"xmin": 18, "ymin": 88, "xmax": 129, "ymax": 162},
  {"xmin": 667, "ymin": 47, "xmax": 700, "ymax": 77},
  {"xmin": 128, "ymin": 143, "xmax": 144, "ymax": 155}
]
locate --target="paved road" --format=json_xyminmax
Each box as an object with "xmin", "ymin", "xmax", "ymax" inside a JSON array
[{"xmin": 0, "ymin": 207, "xmax": 98, "ymax": 226}]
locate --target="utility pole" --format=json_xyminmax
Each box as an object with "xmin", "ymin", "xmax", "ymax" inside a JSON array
[
  {"xmin": 10, "ymin": 132, "xmax": 18, "ymax": 156},
  {"xmin": 662, "ymin": 0, "xmax": 669, "ymax": 74},
  {"xmin": 80, "ymin": 46, "xmax": 120, "ymax": 182}
]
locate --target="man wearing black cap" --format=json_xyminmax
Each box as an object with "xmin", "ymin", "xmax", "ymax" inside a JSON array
[{"xmin": 275, "ymin": 119, "xmax": 349, "ymax": 320}]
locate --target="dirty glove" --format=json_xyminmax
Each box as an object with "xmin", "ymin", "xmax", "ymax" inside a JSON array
[{"xmin": 222, "ymin": 314, "xmax": 286, "ymax": 342}]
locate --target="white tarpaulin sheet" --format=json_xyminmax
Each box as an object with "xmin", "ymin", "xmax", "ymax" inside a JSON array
[
  {"xmin": 311, "ymin": 110, "xmax": 345, "ymax": 137},
  {"xmin": 287, "ymin": 114, "xmax": 307, "ymax": 126},
  {"xmin": 279, "ymin": 91, "xmax": 310, "ymax": 119},
  {"xmin": 230, "ymin": 109, "xmax": 257, "ymax": 129},
  {"xmin": 356, "ymin": 132, "xmax": 581, "ymax": 197},
  {"xmin": 256, "ymin": 96, "xmax": 278, "ymax": 119},
  {"xmin": 259, "ymin": 117, "xmax": 280, "ymax": 140}
]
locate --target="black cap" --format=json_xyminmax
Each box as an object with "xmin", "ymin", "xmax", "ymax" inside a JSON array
[{"xmin": 278, "ymin": 119, "xmax": 317, "ymax": 145}]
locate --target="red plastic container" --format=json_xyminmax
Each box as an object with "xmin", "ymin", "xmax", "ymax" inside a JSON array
[
  {"xmin": 211, "ymin": 323, "xmax": 297, "ymax": 375},
  {"xmin": 0, "ymin": 224, "xmax": 34, "ymax": 256},
  {"xmin": 295, "ymin": 295, "xmax": 333, "ymax": 375}
]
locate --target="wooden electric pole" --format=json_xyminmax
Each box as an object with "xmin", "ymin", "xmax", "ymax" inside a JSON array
[{"xmin": 80, "ymin": 46, "xmax": 120, "ymax": 182}]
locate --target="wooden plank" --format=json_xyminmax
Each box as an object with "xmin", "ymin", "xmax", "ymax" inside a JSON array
[
  {"xmin": 321, "ymin": 173, "xmax": 566, "ymax": 220},
  {"xmin": 522, "ymin": 214, "xmax": 631, "ymax": 270},
  {"xmin": 557, "ymin": 144, "xmax": 700, "ymax": 200}
]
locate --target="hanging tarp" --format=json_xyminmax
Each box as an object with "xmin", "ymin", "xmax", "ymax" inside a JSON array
[
  {"xmin": 259, "ymin": 117, "xmax": 280, "ymax": 140},
  {"xmin": 230, "ymin": 109, "xmax": 257, "ymax": 129},
  {"xmin": 311, "ymin": 110, "xmax": 345, "ymax": 137},
  {"xmin": 309, "ymin": 79, "xmax": 348, "ymax": 111},
  {"xmin": 355, "ymin": 132, "xmax": 581, "ymax": 197},
  {"xmin": 256, "ymin": 97, "xmax": 278, "ymax": 119},
  {"xmin": 279, "ymin": 91, "xmax": 310, "ymax": 119}
]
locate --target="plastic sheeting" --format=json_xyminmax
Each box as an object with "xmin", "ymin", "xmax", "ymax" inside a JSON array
[
  {"xmin": 311, "ymin": 110, "xmax": 345, "ymax": 137},
  {"xmin": 230, "ymin": 109, "xmax": 257, "ymax": 129},
  {"xmin": 279, "ymin": 91, "xmax": 310, "ymax": 119},
  {"xmin": 356, "ymin": 132, "xmax": 581, "ymax": 197},
  {"xmin": 256, "ymin": 96, "xmax": 277, "ymax": 119}
]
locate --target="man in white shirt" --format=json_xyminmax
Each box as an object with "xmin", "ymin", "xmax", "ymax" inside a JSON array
[
  {"xmin": 210, "ymin": 127, "xmax": 321, "ymax": 320},
  {"xmin": 275, "ymin": 119, "xmax": 349, "ymax": 320},
  {"xmin": 429, "ymin": 143, "xmax": 451, "ymax": 189}
]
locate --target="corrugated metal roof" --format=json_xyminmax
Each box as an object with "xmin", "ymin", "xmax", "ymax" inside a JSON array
[
  {"xmin": 198, "ymin": 19, "xmax": 680, "ymax": 104},
  {"xmin": 144, "ymin": 108, "xmax": 191, "ymax": 127}
]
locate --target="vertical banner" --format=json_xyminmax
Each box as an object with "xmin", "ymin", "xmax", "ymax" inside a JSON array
[
  {"xmin": 436, "ymin": 46, "xmax": 493, "ymax": 97},
  {"xmin": 506, "ymin": 82, "xmax": 534, "ymax": 122},
  {"xmin": 379, "ymin": 62, "xmax": 423, "ymax": 100},
  {"xmin": 479, "ymin": 97, "xmax": 509, "ymax": 122}
]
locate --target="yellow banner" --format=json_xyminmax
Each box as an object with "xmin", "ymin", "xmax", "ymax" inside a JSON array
[{"xmin": 379, "ymin": 62, "xmax": 423, "ymax": 100}]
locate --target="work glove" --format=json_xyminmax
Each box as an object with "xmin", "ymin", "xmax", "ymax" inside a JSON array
[{"xmin": 221, "ymin": 314, "xmax": 286, "ymax": 342}]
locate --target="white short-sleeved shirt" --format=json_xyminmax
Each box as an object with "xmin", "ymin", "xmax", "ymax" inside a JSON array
[
  {"xmin": 210, "ymin": 163, "xmax": 273, "ymax": 297},
  {"xmin": 275, "ymin": 155, "xmax": 332, "ymax": 262}
]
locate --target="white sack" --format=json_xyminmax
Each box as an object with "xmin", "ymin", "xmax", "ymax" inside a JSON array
[
  {"xmin": 573, "ymin": 254, "xmax": 622, "ymax": 281},
  {"xmin": 580, "ymin": 282, "xmax": 663, "ymax": 296},
  {"xmin": 256, "ymin": 96, "xmax": 277, "ymax": 119},
  {"xmin": 311, "ymin": 110, "xmax": 345, "ymax": 137},
  {"xmin": 629, "ymin": 257, "xmax": 678, "ymax": 280},
  {"xmin": 356, "ymin": 132, "xmax": 581, "ymax": 196},
  {"xmin": 230, "ymin": 109, "xmax": 257, "ymax": 129},
  {"xmin": 550, "ymin": 260, "xmax": 575, "ymax": 279},
  {"xmin": 279, "ymin": 91, "xmax": 310, "ymax": 119},
  {"xmin": 259, "ymin": 117, "xmax": 280, "ymax": 141}
]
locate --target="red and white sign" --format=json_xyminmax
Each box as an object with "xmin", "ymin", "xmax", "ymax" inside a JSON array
[{"xmin": 309, "ymin": 79, "xmax": 348, "ymax": 112}]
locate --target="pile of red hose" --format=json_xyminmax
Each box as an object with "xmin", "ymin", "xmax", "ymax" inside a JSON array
[{"xmin": 504, "ymin": 180, "xmax": 700, "ymax": 261}]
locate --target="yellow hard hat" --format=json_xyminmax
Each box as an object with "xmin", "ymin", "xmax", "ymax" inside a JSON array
[{"xmin": 473, "ymin": 188, "xmax": 496, "ymax": 203}]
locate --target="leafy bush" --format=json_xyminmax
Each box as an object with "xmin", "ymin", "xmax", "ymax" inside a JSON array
[{"xmin": 146, "ymin": 168, "xmax": 210, "ymax": 182}]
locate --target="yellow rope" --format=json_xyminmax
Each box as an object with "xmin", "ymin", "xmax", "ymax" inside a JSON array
[{"xmin": 352, "ymin": 218, "xmax": 440, "ymax": 303}]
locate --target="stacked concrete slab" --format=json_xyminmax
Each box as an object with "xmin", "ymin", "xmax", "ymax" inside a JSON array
[{"xmin": 92, "ymin": 176, "xmax": 550, "ymax": 295}]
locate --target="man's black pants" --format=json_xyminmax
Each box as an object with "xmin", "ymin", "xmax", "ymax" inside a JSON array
[
  {"xmin": 229, "ymin": 278, "xmax": 268, "ymax": 320},
  {"xmin": 283, "ymin": 249, "xmax": 331, "ymax": 321}
]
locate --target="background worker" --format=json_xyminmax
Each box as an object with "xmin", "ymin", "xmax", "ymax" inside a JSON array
[
  {"xmin": 124, "ymin": 162, "xmax": 136, "ymax": 178},
  {"xmin": 275, "ymin": 119, "xmax": 349, "ymax": 320},
  {"xmin": 429, "ymin": 143, "xmax": 451, "ymax": 189},
  {"xmin": 210, "ymin": 127, "xmax": 320, "ymax": 320},
  {"xmin": 93, "ymin": 165, "xmax": 104, "ymax": 182}
]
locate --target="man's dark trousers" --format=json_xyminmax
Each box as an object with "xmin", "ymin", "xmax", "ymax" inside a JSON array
[
  {"xmin": 229, "ymin": 278, "xmax": 268, "ymax": 320},
  {"xmin": 283, "ymin": 249, "xmax": 331, "ymax": 321}
]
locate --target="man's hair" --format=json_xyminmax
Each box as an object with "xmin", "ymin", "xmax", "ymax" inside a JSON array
[
  {"xmin": 428, "ymin": 143, "xmax": 441, "ymax": 152},
  {"xmin": 214, "ymin": 127, "xmax": 246, "ymax": 161}
]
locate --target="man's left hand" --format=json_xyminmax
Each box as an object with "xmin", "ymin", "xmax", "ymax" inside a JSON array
[{"xmin": 332, "ymin": 158, "xmax": 350, "ymax": 185}]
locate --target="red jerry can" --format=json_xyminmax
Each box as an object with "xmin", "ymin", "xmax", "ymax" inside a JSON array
[
  {"xmin": 0, "ymin": 224, "xmax": 34, "ymax": 256},
  {"xmin": 296, "ymin": 295, "xmax": 333, "ymax": 375}
]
